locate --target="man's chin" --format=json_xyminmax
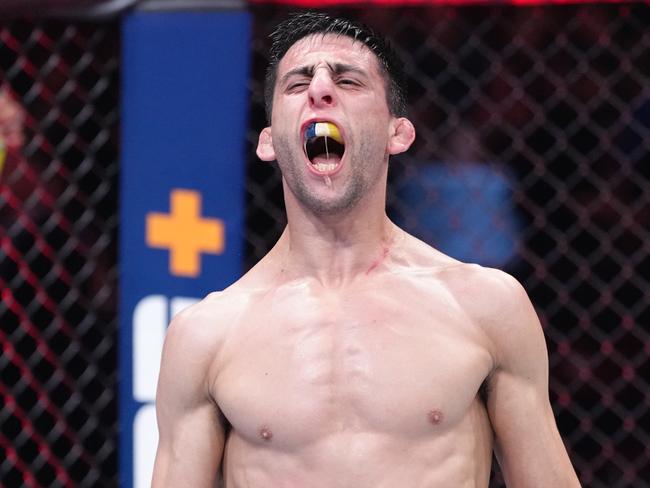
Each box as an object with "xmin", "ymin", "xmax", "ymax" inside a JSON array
[{"xmin": 292, "ymin": 183, "xmax": 363, "ymax": 216}]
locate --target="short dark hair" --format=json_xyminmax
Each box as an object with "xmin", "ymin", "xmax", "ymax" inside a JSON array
[{"xmin": 264, "ymin": 11, "xmax": 407, "ymax": 123}]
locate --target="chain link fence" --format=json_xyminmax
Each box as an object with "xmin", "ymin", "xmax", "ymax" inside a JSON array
[
  {"xmin": 0, "ymin": 3, "xmax": 648, "ymax": 487},
  {"xmin": 0, "ymin": 18, "xmax": 120, "ymax": 487}
]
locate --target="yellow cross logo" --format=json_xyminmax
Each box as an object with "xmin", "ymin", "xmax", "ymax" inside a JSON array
[{"xmin": 146, "ymin": 189, "xmax": 224, "ymax": 277}]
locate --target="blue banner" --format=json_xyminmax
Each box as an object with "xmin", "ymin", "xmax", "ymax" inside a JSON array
[{"xmin": 120, "ymin": 10, "xmax": 250, "ymax": 487}]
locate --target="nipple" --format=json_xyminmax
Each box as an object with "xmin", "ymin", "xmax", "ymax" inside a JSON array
[
  {"xmin": 428, "ymin": 409, "xmax": 444, "ymax": 425},
  {"xmin": 259, "ymin": 425, "xmax": 273, "ymax": 441}
]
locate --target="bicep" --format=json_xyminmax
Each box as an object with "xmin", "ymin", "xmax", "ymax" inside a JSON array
[
  {"xmin": 485, "ymin": 274, "xmax": 579, "ymax": 487},
  {"xmin": 152, "ymin": 312, "xmax": 226, "ymax": 488},
  {"xmin": 153, "ymin": 402, "xmax": 225, "ymax": 487}
]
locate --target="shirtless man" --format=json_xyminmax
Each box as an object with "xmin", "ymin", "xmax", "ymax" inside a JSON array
[{"xmin": 152, "ymin": 12, "xmax": 580, "ymax": 487}]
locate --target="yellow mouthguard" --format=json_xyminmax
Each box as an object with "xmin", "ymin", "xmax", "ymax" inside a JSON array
[{"xmin": 311, "ymin": 122, "xmax": 343, "ymax": 144}]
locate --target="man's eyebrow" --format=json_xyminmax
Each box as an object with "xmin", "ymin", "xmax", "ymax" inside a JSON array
[
  {"xmin": 327, "ymin": 62, "xmax": 366, "ymax": 77},
  {"xmin": 280, "ymin": 62, "xmax": 367, "ymax": 86},
  {"xmin": 280, "ymin": 65, "xmax": 315, "ymax": 86}
]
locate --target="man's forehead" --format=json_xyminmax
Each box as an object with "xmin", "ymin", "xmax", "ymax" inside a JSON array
[{"xmin": 279, "ymin": 33, "xmax": 378, "ymax": 72}]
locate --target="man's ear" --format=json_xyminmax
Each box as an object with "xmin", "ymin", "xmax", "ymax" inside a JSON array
[
  {"xmin": 388, "ymin": 117, "xmax": 416, "ymax": 156},
  {"xmin": 256, "ymin": 127, "xmax": 276, "ymax": 161}
]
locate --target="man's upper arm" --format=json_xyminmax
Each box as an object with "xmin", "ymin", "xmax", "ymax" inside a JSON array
[
  {"xmin": 151, "ymin": 302, "xmax": 226, "ymax": 488},
  {"xmin": 481, "ymin": 270, "xmax": 580, "ymax": 487}
]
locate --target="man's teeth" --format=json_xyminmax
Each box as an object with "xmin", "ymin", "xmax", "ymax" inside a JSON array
[{"xmin": 314, "ymin": 162, "xmax": 337, "ymax": 172}]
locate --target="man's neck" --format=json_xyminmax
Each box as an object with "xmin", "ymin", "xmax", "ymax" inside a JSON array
[{"xmin": 274, "ymin": 190, "xmax": 400, "ymax": 287}]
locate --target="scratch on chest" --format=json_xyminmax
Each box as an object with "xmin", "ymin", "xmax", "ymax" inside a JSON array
[{"xmin": 365, "ymin": 246, "xmax": 390, "ymax": 275}]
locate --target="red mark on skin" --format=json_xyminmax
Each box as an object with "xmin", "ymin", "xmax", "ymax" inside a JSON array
[
  {"xmin": 259, "ymin": 426, "xmax": 273, "ymax": 441},
  {"xmin": 428, "ymin": 409, "xmax": 444, "ymax": 425},
  {"xmin": 365, "ymin": 247, "xmax": 390, "ymax": 275}
]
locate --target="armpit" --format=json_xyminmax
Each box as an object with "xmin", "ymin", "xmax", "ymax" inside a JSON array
[{"xmin": 479, "ymin": 378, "xmax": 491, "ymax": 405}]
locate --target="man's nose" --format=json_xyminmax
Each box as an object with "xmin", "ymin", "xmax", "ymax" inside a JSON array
[{"xmin": 308, "ymin": 72, "xmax": 335, "ymax": 108}]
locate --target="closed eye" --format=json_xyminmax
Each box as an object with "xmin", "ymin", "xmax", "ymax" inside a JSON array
[
  {"xmin": 287, "ymin": 82, "xmax": 309, "ymax": 92},
  {"xmin": 337, "ymin": 78, "xmax": 360, "ymax": 86}
]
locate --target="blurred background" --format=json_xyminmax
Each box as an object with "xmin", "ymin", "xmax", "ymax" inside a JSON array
[{"xmin": 1, "ymin": 0, "xmax": 649, "ymax": 486}]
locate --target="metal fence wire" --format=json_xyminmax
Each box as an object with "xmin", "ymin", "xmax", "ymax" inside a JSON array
[
  {"xmin": 0, "ymin": 19, "xmax": 120, "ymax": 487},
  {"xmin": 1, "ymin": 3, "xmax": 649, "ymax": 487}
]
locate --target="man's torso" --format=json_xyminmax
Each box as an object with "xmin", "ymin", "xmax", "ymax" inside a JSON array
[{"xmin": 206, "ymin": 251, "xmax": 497, "ymax": 487}]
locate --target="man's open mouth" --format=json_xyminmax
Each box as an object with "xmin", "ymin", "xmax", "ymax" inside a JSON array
[{"xmin": 303, "ymin": 121, "xmax": 345, "ymax": 173}]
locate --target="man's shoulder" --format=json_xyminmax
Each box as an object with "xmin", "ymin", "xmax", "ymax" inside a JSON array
[
  {"xmin": 164, "ymin": 286, "xmax": 252, "ymax": 352},
  {"xmin": 402, "ymin": 232, "xmax": 519, "ymax": 291},
  {"xmin": 438, "ymin": 261, "xmax": 523, "ymax": 301},
  {"xmin": 401, "ymin": 235, "xmax": 530, "ymax": 321},
  {"xmin": 436, "ymin": 262, "xmax": 539, "ymax": 339},
  {"xmin": 427, "ymin": 263, "xmax": 541, "ymax": 370}
]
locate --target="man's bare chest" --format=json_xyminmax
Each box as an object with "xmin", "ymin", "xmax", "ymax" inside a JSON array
[{"xmin": 214, "ymin": 281, "xmax": 493, "ymax": 448}]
